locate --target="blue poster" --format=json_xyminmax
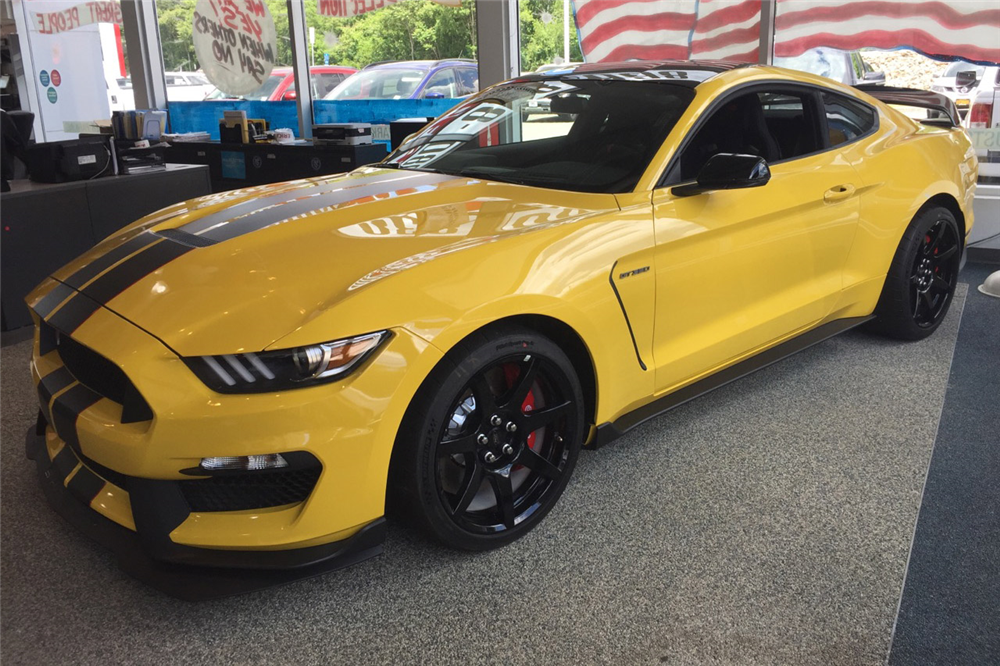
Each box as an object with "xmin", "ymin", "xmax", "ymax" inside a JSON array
[{"xmin": 221, "ymin": 150, "xmax": 246, "ymax": 180}]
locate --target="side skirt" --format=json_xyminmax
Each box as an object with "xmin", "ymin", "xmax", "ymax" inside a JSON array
[{"xmin": 589, "ymin": 315, "xmax": 874, "ymax": 449}]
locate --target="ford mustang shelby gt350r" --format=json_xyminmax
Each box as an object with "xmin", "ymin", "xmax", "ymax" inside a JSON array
[{"xmin": 26, "ymin": 61, "xmax": 975, "ymax": 596}]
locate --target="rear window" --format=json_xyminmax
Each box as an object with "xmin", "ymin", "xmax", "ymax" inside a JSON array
[{"xmin": 823, "ymin": 92, "xmax": 876, "ymax": 146}]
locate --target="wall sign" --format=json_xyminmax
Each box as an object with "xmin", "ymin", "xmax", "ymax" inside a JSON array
[
  {"xmin": 318, "ymin": 0, "xmax": 459, "ymax": 19},
  {"xmin": 33, "ymin": 1, "xmax": 122, "ymax": 35},
  {"xmin": 193, "ymin": 0, "xmax": 277, "ymax": 96}
]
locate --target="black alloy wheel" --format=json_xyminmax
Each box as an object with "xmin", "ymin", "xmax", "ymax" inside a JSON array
[
  {"xmin": 909, "ymin": 218, "xmax": 961, "ymax": 328},
  {"xmin": 870, "ymin": 205, "xmax": 962, "ymax": 340},
  {"xmin": 390, "ymin": 326, "xmax": 584, "ymax": 550}
]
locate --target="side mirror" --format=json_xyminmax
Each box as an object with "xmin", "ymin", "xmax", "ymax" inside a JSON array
[
  {"xmin": 672, "ymin": 153, "xmax": 771, "ymax": 197},
  {"xmin": 955, "ymin": 70, "xmax": 978, "ymax": 89},
  {"xmin": 863, "ymin": 71, "xmax": 886, "ymax": 84},
  {"xmin": 423, "ymin": 91, "xmax": 445, "ymax": 99},
  {"xmin": 283, "ymin": 90, "xmax": 297, "ymax": 101}
]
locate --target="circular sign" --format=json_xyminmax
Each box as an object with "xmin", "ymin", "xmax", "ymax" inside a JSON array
[
  {"xmin": 192, "ymin": 0, "xmax": 276, "ymax": 96},
  {"xmin": 47, "ymin": 87, "xmax": 58, "ymax": 103},
  {"xmin": 51, "ymin": 70, "xmax": 61, "ymax": 86},
  {"xmin": 39, "ymin": 70, "xmax": 50, "ymax": 86}
]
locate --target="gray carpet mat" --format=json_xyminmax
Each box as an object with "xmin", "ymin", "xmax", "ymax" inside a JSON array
[{"xmin": 1, "ymin": 287, "xmax": 967, "ymax": 665}]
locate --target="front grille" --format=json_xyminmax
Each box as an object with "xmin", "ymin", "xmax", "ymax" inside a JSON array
[
  {"xmin": 44, "ymin": 321, "xmax": 153, "ymax": 423},
  {"xmin": 179, "ymin": 467, "xmax": 322, "ymax": 512}
]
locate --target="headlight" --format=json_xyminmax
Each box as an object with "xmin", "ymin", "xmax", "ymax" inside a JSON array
[{"xmin": 183, "ymin": 331, "xmax": 389, "ymax": 393}]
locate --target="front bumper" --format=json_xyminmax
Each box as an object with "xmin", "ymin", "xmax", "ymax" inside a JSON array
[{"xmin": 26, "ymin": 422, "xmax": 386, "ymax": 601}]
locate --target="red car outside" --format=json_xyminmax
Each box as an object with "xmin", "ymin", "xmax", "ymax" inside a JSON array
[{"xmin": 205, "ymin": 65, "xmax": 357, "ymax": 101}]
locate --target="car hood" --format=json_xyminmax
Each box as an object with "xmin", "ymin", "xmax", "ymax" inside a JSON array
[{"xmin": 50, "ymin": 167, "xmax": 617, "ymax": 355}]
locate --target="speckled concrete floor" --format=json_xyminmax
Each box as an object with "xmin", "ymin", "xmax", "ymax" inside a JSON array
[{"xmin": 1, "ymin": 288, "xmax": 967, "ymax": 666}]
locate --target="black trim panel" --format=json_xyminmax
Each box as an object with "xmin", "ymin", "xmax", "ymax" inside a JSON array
[
  {"xmin": 609, "ymin": 261, "xmax": 647, "ymax": 371},
  {"xmin": 591, "ymin": 316, "xmax": 873, "ymax": 448}
]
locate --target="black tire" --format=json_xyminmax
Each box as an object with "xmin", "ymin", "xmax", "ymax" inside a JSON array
[
  {"xmin": 388, "ymin": 325, "xmax": 584, "ymax": 551},
  {"xmin": 869, "ymin": 205, "xmax": 962, "ymax": 341}
]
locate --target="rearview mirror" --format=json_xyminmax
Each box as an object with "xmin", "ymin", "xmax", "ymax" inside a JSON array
[
  {"xmin": 283, "ymin": 90, "xmax": 297, "ymax": 101},
  {"xmin": 955, "ymin": 70, "xmax": 978, "ymax": 89},
  {"xmin": 672, "ymin": 153, "xmax": 771, "ymax": 197},
  {"xmin": 863, "ymin": 71, "xmax": 886, "ymax": 84},
  {"xmin": 423, "ymin": 91, "xmax": 445, "ymax": 99}
]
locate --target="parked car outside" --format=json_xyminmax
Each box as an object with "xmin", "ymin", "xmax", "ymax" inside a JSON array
[
  {"xmin": 774, "ymin": 48, "xmax": 885, "ymax": 86},
  {"xmin": 968, "ymin": 66, "xmax": 1000, "ymax": 179},
  {"xmin": 932, "ymin": 62, "xmax": 988, "ymax": 119},
  {"xmin": 325, "ymin": 60, "xmax": 478, "ymax": 101},
  {"xmin": 204, "ymin": 65, "xmax": 357, "ymax": 102},
  {"xmin": 164, "ymin": 72, "xmax": 215, "ymax": 101}
]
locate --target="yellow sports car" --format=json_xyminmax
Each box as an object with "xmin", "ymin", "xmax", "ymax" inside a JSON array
[{"xmin": 26, "ymin": 61, "xmax": 976, "ymax": 598}]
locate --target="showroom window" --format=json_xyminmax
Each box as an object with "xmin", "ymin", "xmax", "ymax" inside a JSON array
[
  {"xmin": 304, "ymin": 0, "xmax": 477, "ymax": 144},
  {"xmin": 519, "ymin": 0, "xmax": 584, "ymax": 73},
  {"xmin": 158, "ymin": 0, "xmax": 298, "ymax": 138},
  {"xmin": 3, "ymin": 0, "xmax": 138, "ymax": 143}
]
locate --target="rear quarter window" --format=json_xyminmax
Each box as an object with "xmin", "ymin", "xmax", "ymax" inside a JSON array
[{"xmin": 824, "ymin": 92, "xmax": 877, "ymax": 146}]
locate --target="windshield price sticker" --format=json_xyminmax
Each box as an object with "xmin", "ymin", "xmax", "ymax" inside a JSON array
[
  {"xmin": 193, "ymin": 0, "xmax": 276, "ymax": 96},
  {"xmin": 564, "ymin": 69, "xmax": 717, "ymax": 83}
]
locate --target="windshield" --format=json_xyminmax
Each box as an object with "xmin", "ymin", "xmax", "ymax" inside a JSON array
[
  {"xmin": 205, "ymin": 73, "xmax": 284, "ymax": 100},
  {"xmin": 774, "ymin": 48, "xmax": 848, "ymax": 83},
  {"xmin": 325, "ymin": 68, "xmax": 428, "ymax": 100},
  {"xmin": 384, "ymin": 78, "xmax": 695, "ymax": 194},
  {"xmin": 943, "ymin": 62, "xmax": 985, "ymax": 79}
]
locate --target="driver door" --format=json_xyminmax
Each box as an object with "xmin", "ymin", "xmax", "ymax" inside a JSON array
[{"xmin": 650, "ymin": 87, "xmax": 861, "ymax": 393}]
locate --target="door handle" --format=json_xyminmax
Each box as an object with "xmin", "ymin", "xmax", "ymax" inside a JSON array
[{"xmin": 824, "ymin": 184, "xmax": 856, "ymax": 203}]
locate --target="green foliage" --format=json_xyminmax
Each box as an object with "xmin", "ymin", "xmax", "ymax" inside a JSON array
[
  {"xmin": 519, "ymin": 0, "xmax": 583, "ymax": 71},
  {"xmin": 156, "ymin": 0, "xmax": 581, "ymax": 73}
]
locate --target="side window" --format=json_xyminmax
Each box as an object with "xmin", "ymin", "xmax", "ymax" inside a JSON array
[
  {"xmin": 457, "ymin": 67, "xmax": 478, "ymax": 96},
  {"xmin": 422, "ymin": 68, "xmax": 457, "ymax": 98},
  {"xmin": 758, "ymin": 91, "xmax": 821, "ymax": 161},
  {"xmin": 678, "ymin": 89, "xmax": 819, "ymax": 181},
  {"xmin": 823, "ymin": 92, "xmax": 876, "ymax": 146}
]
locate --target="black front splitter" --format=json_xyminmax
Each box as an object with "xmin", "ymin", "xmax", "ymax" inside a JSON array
[{"xmin": 25, "ymin": 428, "xmax": 386, "ymax": 601}]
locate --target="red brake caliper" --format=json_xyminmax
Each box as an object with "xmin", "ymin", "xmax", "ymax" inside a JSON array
[{"xmin": 503, "ymin": 364, "xmax": 536, "ymax": 451}]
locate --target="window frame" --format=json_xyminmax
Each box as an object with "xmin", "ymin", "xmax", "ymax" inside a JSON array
[{"xmin": 656, "ymin": 81, "xmax": 880, "ymax": 189}]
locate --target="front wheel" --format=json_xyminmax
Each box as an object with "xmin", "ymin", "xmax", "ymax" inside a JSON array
[
  {"xmin": 869, "ymin": 205, "xmax": 962, "ymax": 341},
  {"xmin": 389, "ymin": 326, "xmax": 584, "ymax": 551}
]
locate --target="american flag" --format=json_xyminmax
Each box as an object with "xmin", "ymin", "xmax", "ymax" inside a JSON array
[
  {"xmin": 774, "ymin": 0, "xmax": 1000, "ymax": 65},
  {"xmin": 572, "ymin": 0, "xmax": 762, "ymax": 63}
]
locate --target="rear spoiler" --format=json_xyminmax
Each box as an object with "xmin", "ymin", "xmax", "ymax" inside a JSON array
[{"xmin": 853, "ymin": 84, "xmax": 961, "ymax": 127}]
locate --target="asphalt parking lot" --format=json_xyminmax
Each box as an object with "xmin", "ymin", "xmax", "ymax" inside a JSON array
[{"xmin": 0, "ymin": 286, "xmax": 972, "ymax": 665}]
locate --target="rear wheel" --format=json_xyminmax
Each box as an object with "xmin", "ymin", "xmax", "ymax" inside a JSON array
[
  {"xmin": 389, "ymin": 326, "xmax": 584, "ymax": 550},
  {"xmin": 869, "ymin": 206, "xmax": 962, "ymax": 340}
]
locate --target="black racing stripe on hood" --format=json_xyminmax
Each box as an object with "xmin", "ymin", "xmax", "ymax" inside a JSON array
[
  {"xmin": 183, "ymin": 171, "xmax": 459, "ymax": 244},
  {"xmin": 176, "ymin": 171, "xmax": 401, "ymax": 236},
  {"xmin": 62, "ymin": 233, "xmax": 160, "ymax": 290},
  {"xmin": 44, "ymin": 238, "xmax": 194, "ymax": 333},
  {"xmin": 32, "ymin": 282, "xmax": 76, "ymax": 320}
]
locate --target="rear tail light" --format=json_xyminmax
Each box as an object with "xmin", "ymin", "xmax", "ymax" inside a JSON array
[{"xmin": 969, "ymin": 101, "xmax": 993, "ymax": 129}]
